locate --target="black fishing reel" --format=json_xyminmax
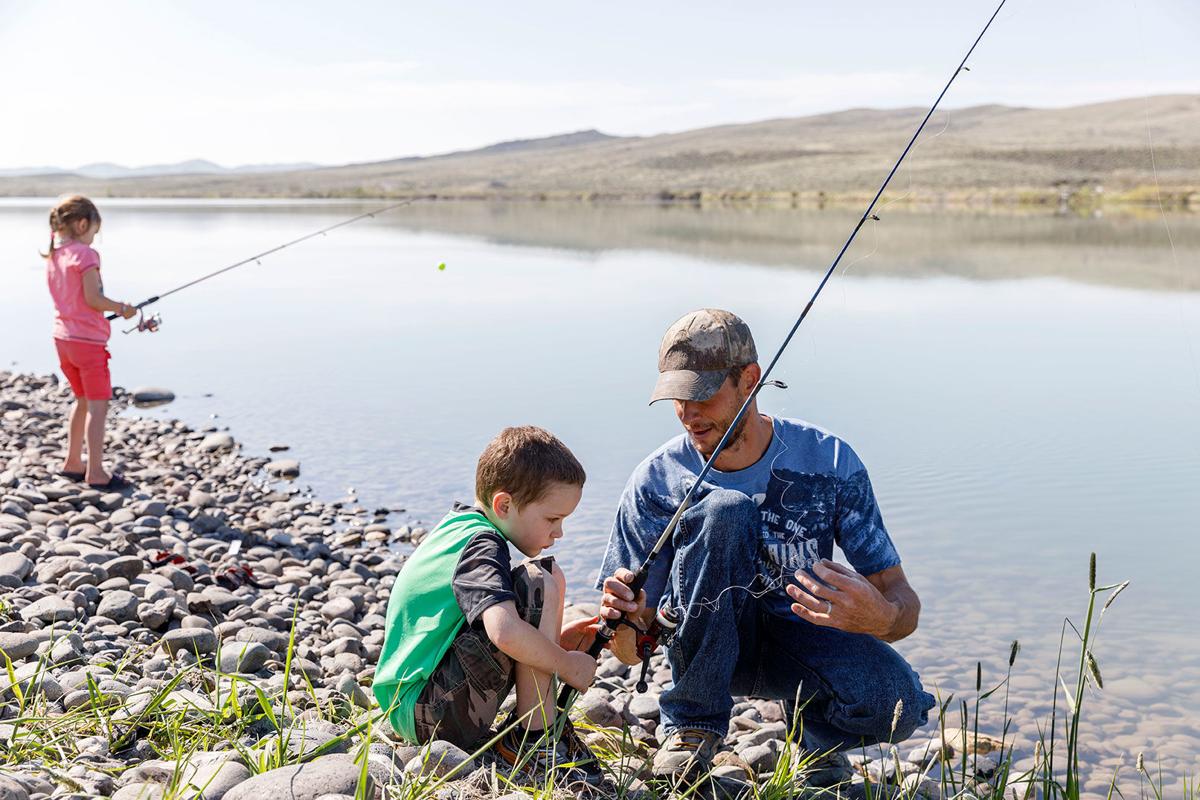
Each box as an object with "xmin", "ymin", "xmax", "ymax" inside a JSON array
[{"xmin": 634, "ymin": 605, "xmax": 680, "ymax": 693}]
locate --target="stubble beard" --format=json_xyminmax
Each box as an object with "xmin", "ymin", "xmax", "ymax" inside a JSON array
[{"xmin": 694, "ymin": 401, "xmax": 752, "ymax": 460}]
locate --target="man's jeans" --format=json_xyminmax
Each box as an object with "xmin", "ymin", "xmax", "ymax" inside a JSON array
[{"xmin": 659, "ymin": 488, "xmax": 936, "ymax": 751}]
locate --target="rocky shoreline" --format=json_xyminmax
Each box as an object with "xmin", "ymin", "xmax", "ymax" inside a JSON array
[{"xmin": 0, "ymin": 371, "xmax": 1003, "ymax": 800}]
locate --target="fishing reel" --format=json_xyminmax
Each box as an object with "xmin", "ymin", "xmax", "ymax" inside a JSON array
[
  {"xmin": 634, "ymin": 605, "xmax": 680, "ymax": 694},
  {"xmin": 123, "ymin": 309, "xmax": 162, "ymax": 335}
]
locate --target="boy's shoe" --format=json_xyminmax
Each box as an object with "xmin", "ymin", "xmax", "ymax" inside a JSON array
[
  {"xmin": 652, "ymin": 727, "xmax": 722, "ymax": 784},
  {"xmin": 493, "ymin": 722, "xmax": 603, "ymax": 786},
  {"xmin": 556, "ymin": 718, "xmax": 605, "ymax": 785}
]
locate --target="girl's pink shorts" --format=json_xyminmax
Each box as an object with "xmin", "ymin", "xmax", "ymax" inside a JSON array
[{"xmin": 54, "ymin": 339, "xmax": 112, "ymax": 400}]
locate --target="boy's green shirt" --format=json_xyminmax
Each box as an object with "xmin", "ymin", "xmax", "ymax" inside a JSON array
[{"xmin": 372, "ymin": 506, "xmax": 503, "ymax": 742}]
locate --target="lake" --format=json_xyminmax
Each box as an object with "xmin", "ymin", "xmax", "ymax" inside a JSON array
[{"xmin": 2, "ymin": 199, "xmax": 1198, "ymax": 792}]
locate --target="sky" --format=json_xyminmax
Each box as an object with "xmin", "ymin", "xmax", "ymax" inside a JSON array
[{"xmin": 0, "ymin": 0, "xmax": 1196, "ymax": 170}]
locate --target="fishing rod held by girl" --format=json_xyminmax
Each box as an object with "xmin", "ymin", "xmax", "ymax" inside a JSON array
[
  {"xmin": 555, "ymin": 0, "xmax": 1009, "ymax": 729},
  {"xmin": 106, "ymin": 200, "xmax": 416, "ymax": 326}
]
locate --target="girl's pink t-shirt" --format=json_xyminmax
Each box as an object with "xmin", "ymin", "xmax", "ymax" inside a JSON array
[{"xmin": 46, "ymin": 240, "xmax": 110, "ymax": 343}]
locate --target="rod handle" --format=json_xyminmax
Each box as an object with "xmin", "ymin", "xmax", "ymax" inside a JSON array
[{"xmin": 107, "ymin": 296, "xmax": 160, "ymax": 321}]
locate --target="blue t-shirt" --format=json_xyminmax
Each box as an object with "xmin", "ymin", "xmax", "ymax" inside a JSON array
[{"xmin": 597, "ymin": 417, "xmax": 901, "ymax": 616}]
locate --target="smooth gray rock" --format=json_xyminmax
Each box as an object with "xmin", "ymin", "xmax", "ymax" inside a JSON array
[
  {"xmin": 131, "ymin": 387, "xmax": 175, "ymax": 405},
  {"xmin": 235, "ymin": 627, "xmax": 290, "ymax": 653},
  {"xmin": 579, "ymin": 692, "xmax": 623, "ymax": 727},
  {"xmin": 103, "ymin": 556, "xmax": 145, "ymax": 581},
  {"xmin": 628, "ymin": 692, "xmax": 661, "ymax": 720},
  {"xmin": 0, "ymin": 775, "xmax": 28, "ymax": 800},
  {"xmin": 404, "ymin": 740, "xmax": 475, "ymax": 779},
  {"xmin": 740, "ymin": 743, "xmax": 779, "ymax": 774},
  {"xmin": 265, "ymin": 460, "xmax": 301, "ymax": 479},
  {"xmin": 319, "ymin": 597, "xmax": 355, "ymax": 621},
  {"xmin": 200, "ymin": 433, "xmax": 235, "ymax": 453},
  {"xmin": 19, "ymin": 595, "xmax": 77, "ymax": 624},
  {"xmin": 180, "ymin": 759, "xmax": 250, "ymax": 800},
  {"xmin": 257, "ymin": 722, "xmax": 349, "ymax": 762},
  {"xmin": 0, "ymin": 552, "xmax": 33, "ymax": 582},
  {"xmin": 161, "ymin": 628, "xmax": 217, "ymax": 656},
  {"xmin": 0, "ymin": 662, "xmax": 64, "ymax": 701},
  {"xmin": 218, "ymin": 641, "xmax": 270, "ymax": 673},
  {"xmin": 223, "ymin": 754, "xmax": 370, "ymax": 800},
  {"xmin": 138, "ymin": 598, "xmax": 176, "ymax": 629},
  {"xmin": 0, "ymin": 632, "xmax": 38, "ymax": 662},
  {"xmin": 97, "ymin": 590, "xmax": 139, "ymax": 622},
  {"xmin": 112, "ymin": 783, "xmax": 165, "ymax": 800}
]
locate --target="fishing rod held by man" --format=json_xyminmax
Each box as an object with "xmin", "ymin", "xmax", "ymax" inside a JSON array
[{"xmin": 563, "ymin": 0, "xmax": 1009, "ymax": 781}]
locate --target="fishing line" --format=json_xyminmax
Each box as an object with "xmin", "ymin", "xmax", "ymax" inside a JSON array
[
  {"xmin": 106, "ymin": 200, "xmax": 416, "ymax": 323},
  {"xmin": 557, "ymin": 0, "xmax": 1010, "ymax": 724}
]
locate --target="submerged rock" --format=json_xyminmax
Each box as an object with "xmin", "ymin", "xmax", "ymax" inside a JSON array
[{"xmin": 130, "ymin": 387, "xmax": 175, "ymax": 406}]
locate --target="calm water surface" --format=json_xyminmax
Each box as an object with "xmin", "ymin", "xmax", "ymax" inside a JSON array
[{"xmin": 2, "ymin": 200, "xmax": 1197, "ymax": 791}]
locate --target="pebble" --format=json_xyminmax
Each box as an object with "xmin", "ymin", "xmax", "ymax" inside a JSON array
[
  {"xmin": 97, "ymin": 590, "xmax": 140, "ymax": 622},
  {"xmin": 265, "ymin": 459, "xmax": 301, "ymax": 479},
  {"xmin": 18, "ymin": 595, "xmax": 77, "ymax": 624},
  {"xmin": 404, "ymin": 740, "xmax": 475, "ymax": 779},
  {"xmin": 0, "ymin": 552, "xmax": 33, "ymax": 582},
  {"xmin": 217, "ymin": 641, "xmax": 270, "ymax": 673},
  {"xmin": 628, "ymin": 692, "xmax": 661, "ymax": 719},
  {"xmin": 319, "ymin": 597, "xmax": 356, "ymax": 621},
  {"xmin": 200, "ymin": 433, "xmax": 235, "ymax": 453},
  {"xmin": 130, "ymin": 387, "xmax": 176, "ymax": 406},
  {"xmin": 161, "ymin": 628, "xmax": 218, "ymax": 656},
  {"xmin": 223, "ymin": 754, "xmax": 370, "ymax": 800},
  {"xmin": 0, "ymin": 632, "xmax": 38, "ymax": 661}
]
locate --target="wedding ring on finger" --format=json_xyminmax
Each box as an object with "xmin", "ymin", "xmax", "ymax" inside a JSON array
[{"xmin": 825, "ymin": 599, "xmax": 833, "ymax": 615}]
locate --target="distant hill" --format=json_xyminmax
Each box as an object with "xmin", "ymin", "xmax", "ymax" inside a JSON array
[
  {"xmin": 0, "ymin": 159, "xmax": 319, "ymax": 180},
  {"xmin": 1, "ymin": 96, "xmax": 1195, "ymax": 209}
]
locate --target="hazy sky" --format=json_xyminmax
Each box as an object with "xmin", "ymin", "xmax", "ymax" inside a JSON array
[{"xmin": 0, "ymin": 0, "xmax": 1196, "ymax": 169}]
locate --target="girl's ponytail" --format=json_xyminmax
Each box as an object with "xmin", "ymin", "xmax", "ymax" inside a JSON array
[
  {"xmin": 42, "ymin": 196, "xmax": 100, "ymax": 259},
  {"xmin": 43, "ymin": 209, "xmax": 58, "ymax": 259}
]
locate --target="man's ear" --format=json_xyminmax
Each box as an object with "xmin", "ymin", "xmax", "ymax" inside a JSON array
[
  {"xmin": 490, "ymin": 491, "xmax": 513, "ymax": 520},
  {"xmin": 742, "ymin": 363, "xmax": 762, "ymax": 394}
]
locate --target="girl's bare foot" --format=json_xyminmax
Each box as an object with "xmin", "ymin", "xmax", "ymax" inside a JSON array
[{"xmin": 85, "ymin": 468, "xmax": 114, "ymax": 487}]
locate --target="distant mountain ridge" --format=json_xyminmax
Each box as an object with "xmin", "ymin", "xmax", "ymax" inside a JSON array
[
  {"xmin": 0, "ymin": 159, "xmax": 320, "ymax": 179},
  {"xmin": 1, "ymin": 96, "xmax": 1195, "ymax": 208}
]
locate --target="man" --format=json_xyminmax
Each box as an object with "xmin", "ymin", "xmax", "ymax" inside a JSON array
[{"xmin": 597, "ymin": 308, "xmax": 935, "ymax": 783}]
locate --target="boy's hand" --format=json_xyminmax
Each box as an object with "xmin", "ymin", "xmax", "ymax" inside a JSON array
[
  {"xmin": 560, "ymin": 615, "xmax": 601, "ymax": 652},
  {"xmin": 559, "ymin": 650, "xmax": 598, "ymax": 692},
  {"xmin": 600, "ymin": 568, "xmax": 649, "ymax": 666},
  {"xmin": 119, "ymin": 302, "xmax": 137, "ymax": 319}
]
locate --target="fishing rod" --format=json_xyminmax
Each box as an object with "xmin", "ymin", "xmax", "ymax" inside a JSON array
[
  {"xmin": 107, "ymin": 200, "xmax": 415, "ymax": 330},
  {"xmin": 555, "ymin": 0, "xmax": 1009, "ymax": 726}
]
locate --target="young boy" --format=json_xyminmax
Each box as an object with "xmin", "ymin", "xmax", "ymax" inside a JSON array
[{"xmin": 373, "ymin": 426, "xmax": 599, "ymax": 775}]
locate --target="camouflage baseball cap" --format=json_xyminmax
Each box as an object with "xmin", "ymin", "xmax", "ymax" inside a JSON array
[{"xmin": 650, "ymin": 309, "xmax": 758, "ymax": 404}]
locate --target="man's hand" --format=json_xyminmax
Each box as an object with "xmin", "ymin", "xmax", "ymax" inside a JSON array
[
  {"xmin": 600, "ymin": 568, "xmax": 649, "ymax": 666},
  {"xmin": 558, "ymin": 650, "xmax": 598, "ymax": 692},
  {"xmin": 787, "ymin": 559, "xmax": 900, "ymax": 638}
]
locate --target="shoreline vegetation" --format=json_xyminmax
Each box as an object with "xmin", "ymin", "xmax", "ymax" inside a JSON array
[
  {"xmin": 2, "ymin": 95, "xmax": 1197, "ymax": 215},
  {"xmin": 0, "ymin": 371, "xmax": 1193, "ymax": 799}
]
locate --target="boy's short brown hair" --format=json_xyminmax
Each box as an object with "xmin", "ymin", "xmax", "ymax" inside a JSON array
[{"xmin": 475, "ymin": 426, "xmax": 586, "ymax": 508}]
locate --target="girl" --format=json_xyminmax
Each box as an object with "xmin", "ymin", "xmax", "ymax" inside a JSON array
[{"xmin": 44, "ymin": 195, "xmax": 137, "ymax": 489}]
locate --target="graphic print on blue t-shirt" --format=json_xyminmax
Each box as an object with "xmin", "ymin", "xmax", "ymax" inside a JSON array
[{"xmin": 598, "ymin": 417, "xmax": 902, "ymax": 617}]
